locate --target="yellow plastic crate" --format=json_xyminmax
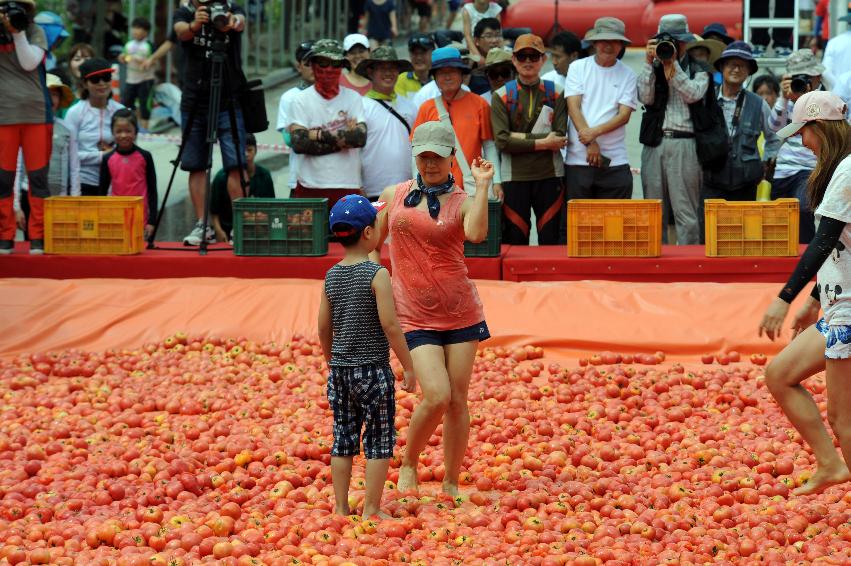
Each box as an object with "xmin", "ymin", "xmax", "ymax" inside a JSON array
[
  {"xmin": 705, "ymin": 199, "xmax": 799, "ymax": 257},
  {"xmin": 44, "ymin": 196, "xmax": 145, "ymax": 255},
  {"xmin": 567, "ymin": 199, "xmax": 662, "ymax": 257}
]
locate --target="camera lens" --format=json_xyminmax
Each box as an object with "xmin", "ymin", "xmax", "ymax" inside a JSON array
[{"xmin": 655, "ymin": 40, "xmax": 676, "ymax": 61}]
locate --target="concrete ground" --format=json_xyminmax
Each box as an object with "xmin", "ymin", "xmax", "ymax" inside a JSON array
[{"xmin": 141, "ymin": 37, "xmax": 650, "ymax": 243}]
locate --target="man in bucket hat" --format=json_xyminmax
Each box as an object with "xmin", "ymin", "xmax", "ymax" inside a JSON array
[
  {"xmin": 565, "ymin": 17, "xmax": 638, "ymax": 207},
  {"xmin": 359, "ymin": 46, "xmax": 418, "ymax": 200},
  {"xmin": 491, "ymin": 34, "xmax": 567, "ymax": 245},
  {"xmin": 701, "ymin": 42, "xmax": 779, "ymax": 224},
  {"xmin": 766, "ymin": 49, "xmax": 826, "ymax": 243},
  {"xmin": 286, "ymin": 39, "xmax": 368, "ymax": 209},
  {"xmin": 412, "ymin": 46, "xmax": 497, "ymax": 196},
  {"xmin": 637, "ymin": 13, "xmax": 711, "ymax": 245}
]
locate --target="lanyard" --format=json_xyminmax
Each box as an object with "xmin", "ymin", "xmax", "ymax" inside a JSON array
[{"xmin": 728, "ymin": 89, "xmax": 746, "ymax": 139}]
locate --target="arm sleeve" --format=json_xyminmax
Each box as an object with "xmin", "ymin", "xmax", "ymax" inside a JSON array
[
  {"xmin": 768, "ymin": 98, "xmax": 789, "ymax": 133},
  {"xmin": 761, "ymin": 100, "xmax": 781, "ymax": 160},
  {"xmin": 491, "ymin": 95, "xmax": 536, "ymax": 153},
  {"xmin": 144, "ymin": 151, "xmax": 158, "ymax": 223},
  {"xmin": 12, "ymin": 31, "xmax": 46, "ymax": 72},
  {"xmin": 276, "ymin": 91, "xmax": 290, "ymax": 132},
  {"xmin": 811, "ymin": 283, "xmax": 820, "ymax": 301},
  {"xmin": 637, "ymin": 63, "xmax": 656, "ymax": 106},
  {"xmin": 69, "ymin": 133, "xmax": 81, "ymax": 196},
  {"xmin": 482, "ymin": 140, "xmax": 501, "ymax": 187},
  {"xmin": 778, "ymin": 217, "xmax": 846, "ymax": 303},
  {"xmin": 619, "ymin": 70, "xmax": 639, "ymax": 110},
  {"xmin": 99, "ymin": 153, "xmax": 112, "ymax": 195},
  {"xmin": 552, "ymin": 94, "xmax": 568, "ymax": 137},
  {"xmin": 669, "ymin": 64, "xmax": 708, "ymax": 104}
]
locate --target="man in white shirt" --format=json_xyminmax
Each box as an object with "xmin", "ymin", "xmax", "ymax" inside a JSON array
[
  {"xmin": 541, "ymin": 31, "xmax": 583, "ymax": 92},
  {"xmin": 286, "ymin": 39, "xmax": 367, "ymax": 209},
  {"xmin": 823, "ymin": 14, "xmax": 851, "ymax": 81},
  {"xmin": 358, "ymin": 46, "xmax": 417, "ymax": 200},
  {"xmin": 277, "ymin": 40, "xmax": 314, "ymax": 196},
  {"xmin": 564, "ymin": 17, "xmax": 638, "ymax": 200}
]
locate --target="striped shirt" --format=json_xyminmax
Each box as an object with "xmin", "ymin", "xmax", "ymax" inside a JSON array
[
  {"xmin": 637, "ymin": 61, "xmax": 709, "ymax": 133},
  {"xmin": 324, "ymin": 261, "xmax": 390, "ymax": 367},
  {"xmin": 768, "ymin": 97, "xmax": 817, "ymax": 179}
]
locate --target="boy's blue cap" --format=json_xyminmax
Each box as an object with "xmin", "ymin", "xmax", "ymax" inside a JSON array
[{"xmin": 329, "ymin": 195, "xmax": 386, "ymax": 236}]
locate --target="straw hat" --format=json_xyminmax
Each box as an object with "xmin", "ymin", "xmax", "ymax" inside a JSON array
[{"xmin": 45, "ymin": 74, "xmax": 73, "ymax": 109}]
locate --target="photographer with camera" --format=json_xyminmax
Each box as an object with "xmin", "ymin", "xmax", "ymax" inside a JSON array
[
  {"xmin": 638, "ymin": 14, "xmax": 710, "ymax": 246},
  {"xmin": 0, "ymin": 0, "xmax": 52, "ymax": 255},
  {"xmin": 173, "ymin": 0, "xmax": 248, "ymax": 246},
  {"xmin": 768, "ymin": 50, "xmax": 825, "ymax": 244}
]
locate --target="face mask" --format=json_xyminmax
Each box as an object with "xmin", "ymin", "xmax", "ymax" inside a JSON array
[{"xmin": 313, "ymin": 65, "xmax": 343, "ymax": 99}]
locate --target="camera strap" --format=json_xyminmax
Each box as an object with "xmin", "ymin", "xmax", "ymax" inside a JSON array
[
  {"xmin": 376, "ymin": 99, "xmax": 411, "ymax": 134},
  {"xmin": 730, "ymin": 89, "xmax": 746, "ymax": 137}
]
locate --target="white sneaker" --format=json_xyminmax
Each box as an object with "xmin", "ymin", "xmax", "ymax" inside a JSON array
[{"xmin": 183, "ymin": 221, "xmax": 215, "ymax": 246}]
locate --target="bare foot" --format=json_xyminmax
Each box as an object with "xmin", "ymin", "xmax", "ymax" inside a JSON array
[
  {"xmin": 792, "ymin": 464, "xmax": 851, "ymax": 496},
  {"xmin": 363, "ymin": 510, "xmax": 393, "ymax": 520},
  {"xmin": 397, "ymin": 465, "xmax": 418, "ymax": 493},
  {"xmin": 441, "ymin": 482, "xmax": 459, "ymax": 497},
  {"xmin": 334, "ymin": 505, "xmax": 351, "ymax": 516}
]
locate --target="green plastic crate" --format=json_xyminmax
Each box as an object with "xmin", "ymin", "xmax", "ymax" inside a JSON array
[
  {"xmin": 464, "ymin": 199, "xmax": 502, "ymax": 257},
  {"xmin": 232, "ymin": 198, "xmax": 328, "ymax": 256}
]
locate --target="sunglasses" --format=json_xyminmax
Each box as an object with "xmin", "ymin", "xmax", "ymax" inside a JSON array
[
  {"xmin": 86, "ymin": 74, "xmax": 112, "ymax": 84},
  {"xmin": 313, "ymin": 59, "xmax": 343, "ymax": 69},
  {"xmin": 514, "ymin": 52, "xmax": 542, "ymax": 63},
  {"xmin": 487, "ymin": 67, "xmax": 514, "ymax": 81},
  {"xmin": 409, "ymin": 37, "xmax": 434, "ymax": 50}
]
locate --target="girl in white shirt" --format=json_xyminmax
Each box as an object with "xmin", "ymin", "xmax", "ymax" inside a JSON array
[{"xmin": 759, "ymin": 91, "xmax": 851, "ymax": 497}]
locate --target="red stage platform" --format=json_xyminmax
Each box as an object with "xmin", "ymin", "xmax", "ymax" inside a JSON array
[
  {"xmin": 0, "ymin": 242, "xmax": 507, "ymax": 281},
  {"xmin": 502, "ymin": 245, "xmax": 804, "ymax": 283}
]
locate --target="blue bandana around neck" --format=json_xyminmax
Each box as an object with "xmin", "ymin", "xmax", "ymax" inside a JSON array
[{"xmin": 404, "ymin": 174, "xmax": 455, "ymax": 218}]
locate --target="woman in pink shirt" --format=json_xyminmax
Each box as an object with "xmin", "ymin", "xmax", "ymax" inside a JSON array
[{"xmin": 373, "ymin": 121, "xmax": 492, "ymax": 495}]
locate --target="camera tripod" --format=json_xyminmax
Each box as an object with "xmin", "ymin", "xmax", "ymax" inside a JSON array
[{"xmin": 148, "ymin": 32, "xmax": 248, "ymax": 255}]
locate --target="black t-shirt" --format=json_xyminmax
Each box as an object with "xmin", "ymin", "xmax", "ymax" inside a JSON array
[
  {"xmin": 468, "ymin": 71, "xmax": 491, "ymax": 96},
  {"xmin": 173, "ymin": 3, "xmax": 247, "ymax": 112},
  {"xmin": 210, "ymin": 165, "xmax": 276, "ymax": 235}
]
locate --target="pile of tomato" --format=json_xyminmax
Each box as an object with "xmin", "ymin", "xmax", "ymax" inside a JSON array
[{"xmin": 0, "ymin": 334, "xmax": 849, "ymax": 565}]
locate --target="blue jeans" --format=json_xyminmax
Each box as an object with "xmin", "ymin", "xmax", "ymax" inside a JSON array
[
  {"xmin": 180, "ymin": 107, "xmax": 246, "ymax": 173},
  {"xmin": 771, "ymin": 170, "xmax": 815, "ymax": 243}
]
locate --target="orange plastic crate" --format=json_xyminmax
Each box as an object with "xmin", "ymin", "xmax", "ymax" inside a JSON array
[
  {"xmin": 704, "ymin": 199, "xmax": 799, "ymax": 257},
  {"xmin": 567, "ymin": 199, "xmax": 662, "ymax": 257},
  {"xmin": 44, "ymin": 196, "xmax": 145, "ymax": 255}
]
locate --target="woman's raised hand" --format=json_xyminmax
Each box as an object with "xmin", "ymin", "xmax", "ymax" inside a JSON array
[{"xmin": 471, "ymin": 157, "xmax": 494, "ymax": 183}]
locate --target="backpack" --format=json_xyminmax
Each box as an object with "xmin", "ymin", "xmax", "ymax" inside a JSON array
[{"xmin": 503, "ymin": 79, "xmax": 558, "ymax": 116}]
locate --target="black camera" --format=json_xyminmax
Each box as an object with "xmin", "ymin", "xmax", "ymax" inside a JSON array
[
  {"xmin": 0, "ymin": 1, "xmax": 31, "ymax": 32},
  {"xmin": 654, "ymin": 32, "xmax": 677, "ymax": 61},
  {"xmin": 790, "ymin": 74, "xmax": 812, "ymax": 95},
  {"xmin": 198, "ymin": 0, "xmax": 231, "ymax": 32}
]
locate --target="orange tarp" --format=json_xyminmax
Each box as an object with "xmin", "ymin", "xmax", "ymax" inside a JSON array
[{"xmin": 0, "ymin": 278, "xmax": 808, "ymax": 360}]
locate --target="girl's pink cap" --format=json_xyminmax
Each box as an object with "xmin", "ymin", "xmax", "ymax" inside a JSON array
[{"xmin": 778, "ymin": 91, "xmax": 848, "ymax": 138}]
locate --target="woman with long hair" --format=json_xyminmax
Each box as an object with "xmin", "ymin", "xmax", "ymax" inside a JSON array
[
  {"xmin": 373, "ymin": 120, "xmax": 492, "ymax": 495},
  {"xmin": 758, "ymin": 91, "xmax": 851, "ymax": 495}
]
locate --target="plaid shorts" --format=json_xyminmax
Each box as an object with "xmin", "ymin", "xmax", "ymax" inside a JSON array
[{"xmin": 327, "ymin": 364, "xmax": 396, "ymax": 459}]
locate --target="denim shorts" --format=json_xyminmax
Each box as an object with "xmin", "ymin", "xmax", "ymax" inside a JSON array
[
  {"xmin": 180, "ymin": 108, "xmax": 246, "ymax": 172},
  {"xmin": 327, "ymin": 364, "xmax": 396, "ymax": 459},
  {"xmin": 404, "ymin": 321, "xmax": 490, "ymax": 350},
  {"xmin": 816, "ymin": 318, "xmax": 851, "ymax": 360}
]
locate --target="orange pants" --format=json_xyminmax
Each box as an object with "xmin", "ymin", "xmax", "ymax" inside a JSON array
[{"xmin": 0, "ymin": 123, "xmax": 53, "ymax": 240}]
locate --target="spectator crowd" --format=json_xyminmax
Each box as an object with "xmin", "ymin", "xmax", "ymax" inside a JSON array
[{"xmin": 2, "ymin": 0, "xmax": 850, "ymax": 254}]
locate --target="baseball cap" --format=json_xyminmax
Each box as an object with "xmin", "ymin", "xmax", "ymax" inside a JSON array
[
  {"xmin": 777, "ymin": 91, "xmax": 848, "ymax": 139},
  {"xmin": 513, "ymin": 34, "xmax": 546, "ymax": 54},
  {"xmin": 79, "ymin": 58, "xmax": 114, "ymax": 80},
  {"xmin": 343, "ymin": 33, "xmax": 369, "ymax": 53},
  {"xmin": 329, "ymin": 195, "xmax": 386, "ymax": 236},
  {"xmin": 411, "ymin": 121, "xmax": 456, "ymax": 158}
]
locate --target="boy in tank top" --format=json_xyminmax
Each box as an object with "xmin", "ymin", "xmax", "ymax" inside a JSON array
[{"xmin": 318, "ymin": 195, "xmax": 416, "ymax": 518}]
